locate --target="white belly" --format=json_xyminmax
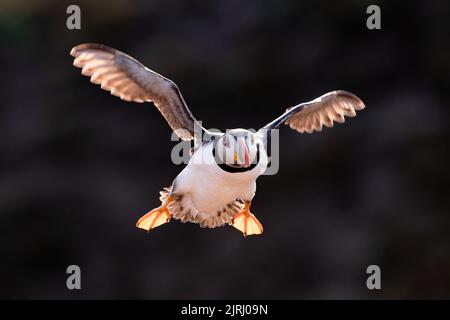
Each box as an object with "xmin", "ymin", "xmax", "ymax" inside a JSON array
[
  {"xmin": 185, "ymin": 167, "xmax": 255, "ymax": 213},
  {"xmin": 172, "ymin": 142, "xmax": 267, "ymax": 219}
]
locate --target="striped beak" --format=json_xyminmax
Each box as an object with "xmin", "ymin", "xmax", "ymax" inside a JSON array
[{"xmin": 234, "ymin": 137, "xmax": 251, "ymax": 168}]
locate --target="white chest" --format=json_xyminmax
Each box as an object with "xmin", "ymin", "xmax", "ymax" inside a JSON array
[{"xmin": 173, "ymin": 142, "xmax": 267, "ymax": 213}]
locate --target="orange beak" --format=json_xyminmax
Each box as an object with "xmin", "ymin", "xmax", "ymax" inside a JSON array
[{"xmin": 239, "ymin": 138, "xmax": 251, "ymax": 167}]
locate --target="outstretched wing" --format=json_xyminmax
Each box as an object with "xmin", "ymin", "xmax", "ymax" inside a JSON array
[
  {"xmin": 70, "ymin": 43, "xmax": 201, "ymax": 140},
  {"xmin": 260, "ymin": 90, "xmax": 365, "ymax": 134}
]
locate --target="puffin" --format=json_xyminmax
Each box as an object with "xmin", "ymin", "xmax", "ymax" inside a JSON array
[{"xmin": 70, "ymin": 43, "xmax": 365, "ymax": 236}]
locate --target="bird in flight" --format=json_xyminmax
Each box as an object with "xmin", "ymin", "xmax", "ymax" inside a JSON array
[{"xmin": 70, "ymin": 43, "xmax": 365, "ymax": 237}]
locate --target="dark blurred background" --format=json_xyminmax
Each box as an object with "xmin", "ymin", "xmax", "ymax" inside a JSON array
[{"xmin": 1, "ymin": 0, "xmax": 449, "ymax": 299}]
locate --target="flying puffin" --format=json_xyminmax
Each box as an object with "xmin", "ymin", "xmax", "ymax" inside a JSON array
[{"xmin": 70, "ymin": 43, "xmax": 365, "ymax": 237}]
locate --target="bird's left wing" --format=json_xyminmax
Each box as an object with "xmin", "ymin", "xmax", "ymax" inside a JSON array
[
  {"xmin": 259, "ymin": 90, "xmax": 365, "ymax": 134},
  {"xmin": 70, "ymin": 43, "xmax": 202, "ymax": 140}
]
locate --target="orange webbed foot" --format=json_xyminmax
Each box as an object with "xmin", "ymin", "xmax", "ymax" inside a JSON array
[
  {"xmin": 136, "ymin": 196, "xmax": 173, "ymax": 231},
  {"xmin": 230, "ymin": 201, "xmax": 263, "ymax": 237}
]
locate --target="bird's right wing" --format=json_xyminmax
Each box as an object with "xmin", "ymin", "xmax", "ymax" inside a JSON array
[
  {"xmin": 70, "ymin": 43, "xmax": 202, "ymax": 140},
  {"xmin": 259, "ymin": 90, "xmax": 365, "ymax": 134}
]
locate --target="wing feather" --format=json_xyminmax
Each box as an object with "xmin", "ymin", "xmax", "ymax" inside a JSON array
[
  {"xmin": 70, "ymin": 43, "xmax": 199, "ymax": 140},
  {"xmin": 260, "ymin": 90, "xmax": 365, "ymax": 134}
]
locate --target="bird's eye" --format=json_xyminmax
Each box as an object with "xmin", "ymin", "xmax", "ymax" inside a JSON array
[{"xmin": 223, "ymin": 135, "xmax": 230, "ymax": 147}]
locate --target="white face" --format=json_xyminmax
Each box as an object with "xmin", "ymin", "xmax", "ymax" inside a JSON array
[{"xmin": 216, "ymin": 130, "xmax": 258, "ymax": 168}]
